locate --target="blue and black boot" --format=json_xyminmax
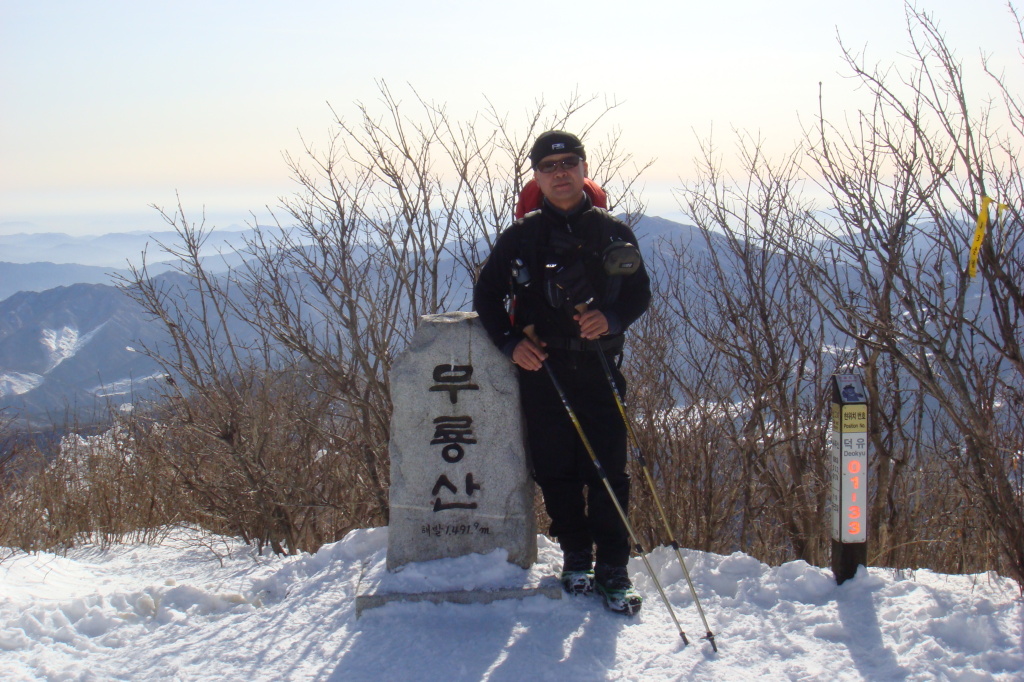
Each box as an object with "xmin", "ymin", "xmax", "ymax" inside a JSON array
[
  {"xmin": 559, "ymin": 550, "xmax": 595, "ymax": 596},
  {"xmin": 595, "ymin": 563, "xmax": 643, "ymax": 615}
]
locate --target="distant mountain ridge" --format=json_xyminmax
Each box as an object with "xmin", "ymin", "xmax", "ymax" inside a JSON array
[
  {"xmin": 0, "ymin": 224, "xmax": 289, "ymax": 306},
  {"xmin": 0, "ymin": 262, "xmax": 129, "ymax": 303},
  {"xmin": 0, "ymin": 225, "xmax": 273, "ymax": 268}
]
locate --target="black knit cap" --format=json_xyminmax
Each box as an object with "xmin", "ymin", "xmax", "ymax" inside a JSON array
[{"xmin": 529, "ymin": 130, "xmax": 586, "ymax": 168}]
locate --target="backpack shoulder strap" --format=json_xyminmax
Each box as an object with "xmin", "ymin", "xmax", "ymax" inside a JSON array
[{"xmin": 516, "ymin": 211, "xmax": 547, "ymax": 275}]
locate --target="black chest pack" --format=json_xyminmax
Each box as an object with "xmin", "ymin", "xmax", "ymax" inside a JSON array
[{"xmin": 509, "ymin": 213, "xmax": 642, "ymax": 324}]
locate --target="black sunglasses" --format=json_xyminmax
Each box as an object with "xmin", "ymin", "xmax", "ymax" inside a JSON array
[{"xmin": 536, "ymin": 156, "xmax": 582, "ymax": 173}]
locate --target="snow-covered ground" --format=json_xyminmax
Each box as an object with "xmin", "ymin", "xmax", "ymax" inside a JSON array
[{"xmin": 1, "ymin": 527, "xmax": 1020, "ymax": 681}]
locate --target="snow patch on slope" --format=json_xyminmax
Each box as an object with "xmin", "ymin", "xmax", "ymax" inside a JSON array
[
  {"xmin": 40, "ymin": 323, "xmax": 106, "ymax": 372},
  {"xmin": 89, "ymin": 372, "xmax": 166, "ymax": 398},
  {"xmin": 0, "ymin": 372, "xmax": 44, "ymax": 398}
]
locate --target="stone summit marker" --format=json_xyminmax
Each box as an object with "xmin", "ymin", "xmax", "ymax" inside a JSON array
[{"xmin": 356, "ymin": 312, "xmax": 558, "ymax": 615}]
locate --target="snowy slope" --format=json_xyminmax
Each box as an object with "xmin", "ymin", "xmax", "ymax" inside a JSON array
[
  {"xmin": 39, "ymin": 324, "xmax": 103, "ymax": 372},
  {"xmin": 0, "ymin": 324, "xmax": 97, "ymax": 398},
  {"xmin": 0, "ymin": 372, "xmax": 44, "ymax": 398},
  {"xmin": 0, "ymin": 284, "xmax": 168, "ymax": 421},
  {"xmin": 0, "ymin": 527, "xmax": 1021, "ymax": 681}
]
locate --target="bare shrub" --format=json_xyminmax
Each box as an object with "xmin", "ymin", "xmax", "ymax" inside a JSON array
[
  {"xmin": 624, "ymin": 296, "xmax": 746, "ymax": 556},
  {"xmin": 656, "ymin": 137, "xmax": 841, "ymax": 566},
  {"xmin": 0, "ymin": 416, "xmax": 177, "ymax": 552},
  {"xmin": 124, "ymin": 368, "xmax": 379, "ymax": 555}
]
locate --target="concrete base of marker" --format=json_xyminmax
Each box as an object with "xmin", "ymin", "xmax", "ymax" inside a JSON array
[{"xmin": 355, "ymin": 581, "xmax": 563, "ymax": 618}]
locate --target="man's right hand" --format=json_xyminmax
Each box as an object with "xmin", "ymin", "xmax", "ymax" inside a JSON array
[{"xmin": 512, "ymin": 337, "xmax": 548, "ymax": 371}]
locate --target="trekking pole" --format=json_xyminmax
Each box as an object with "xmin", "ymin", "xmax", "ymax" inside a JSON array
[
  {"xmin": 594, "ymin": 347, "xmax": 718, "ymax": 652},
  {"xmin": 524, "ymin": 328, "xmax": 689, "ymax": 644}
]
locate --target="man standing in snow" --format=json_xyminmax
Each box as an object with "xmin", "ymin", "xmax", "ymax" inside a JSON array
[{"xmin": 473, "ymin": 131, "xmax": 651, "ymax": 614}]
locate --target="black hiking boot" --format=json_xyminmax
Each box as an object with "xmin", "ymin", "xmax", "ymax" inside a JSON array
[
  {"xmin": 594, "ymin": 563, "xmax": 643, "ymax": 615},
  {"xmin": 559, "ymin": 550, "xmax": 594, "ymax": 596}
]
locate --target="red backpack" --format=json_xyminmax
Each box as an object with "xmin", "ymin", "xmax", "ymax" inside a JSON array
[{"xmin": 514, "ymin": 178, "xmax": 607, "ymax": 219}]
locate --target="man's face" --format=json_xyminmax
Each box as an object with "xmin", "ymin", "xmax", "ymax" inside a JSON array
[{"xmin": 533, "ymin": 153, "xmax": 588, "ymax": 211}]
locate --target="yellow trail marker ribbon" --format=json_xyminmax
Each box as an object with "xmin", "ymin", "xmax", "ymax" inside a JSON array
[{"xmin": 968, "ymin": 196, "xmax": 1009, "ymax": 278}]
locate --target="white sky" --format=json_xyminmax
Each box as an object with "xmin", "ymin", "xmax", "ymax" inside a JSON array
[{"xmin": 1, "ymin": 0, "xmax": 1018, "ymax": 234}]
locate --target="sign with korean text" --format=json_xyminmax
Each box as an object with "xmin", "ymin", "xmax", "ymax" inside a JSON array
[
  {"xmin": 386, "ymin": 312, "xmax": 536, "ymax": 571},
  {"xmin": 830, "ymin": 374, "xmax": 868, "ymax": 544}
]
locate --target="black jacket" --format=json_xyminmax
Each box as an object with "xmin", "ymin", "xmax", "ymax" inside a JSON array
[{"xmin": 473, "ymin": 197, "xmax": 651, "ymax": 357}]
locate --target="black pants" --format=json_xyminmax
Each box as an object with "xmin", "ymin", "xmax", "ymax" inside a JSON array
[{"xmin": 518, "ymin": 349, "xmax": 630, "ymax": 567}]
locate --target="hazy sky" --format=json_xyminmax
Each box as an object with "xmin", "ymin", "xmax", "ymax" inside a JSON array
[{"xmin": 1, "ymin": 0, "xmax": 1017, "ymax": 235}]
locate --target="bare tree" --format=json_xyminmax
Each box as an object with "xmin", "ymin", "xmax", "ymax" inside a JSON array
[
  {"xmin": 800, "ymin": 3, "xmax": 1024, "ymax": 582},
  {"xmin": 659, "ymin": 135, "xmax": 842, "ymax": 565}
]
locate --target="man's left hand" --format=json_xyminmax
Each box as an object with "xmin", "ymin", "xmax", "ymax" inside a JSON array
[{"xmin": 574, "ymin": 309, "xmax": 609, "ymax": 340}]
